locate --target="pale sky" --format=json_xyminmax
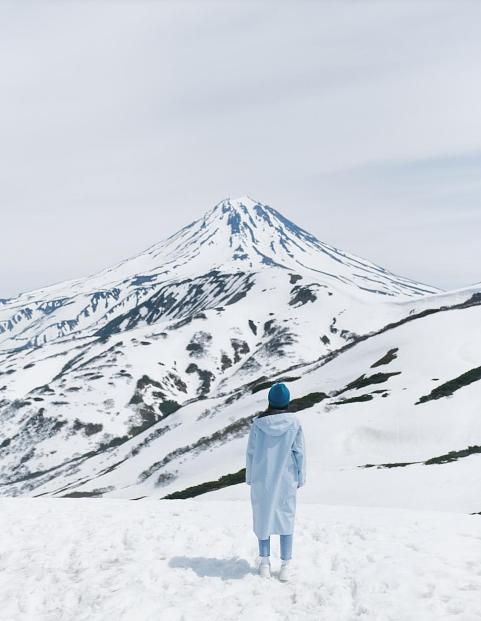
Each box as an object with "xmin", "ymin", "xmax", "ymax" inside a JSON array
[{"xmin": 1, "ymin": 1, "xmax": 481, "ymax": 297}]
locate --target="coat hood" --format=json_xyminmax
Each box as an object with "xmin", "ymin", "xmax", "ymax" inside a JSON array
[{"xmin": 253, "ymin": 412, "xmax": 299, "ymax": 436}]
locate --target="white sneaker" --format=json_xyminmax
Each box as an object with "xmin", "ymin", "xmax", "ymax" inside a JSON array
[
  {"xmin": 259, "ymin": 557, "xmax": 271, "ymax": 578},
  {"xmin": 279, "ymin": 560, "xmax": 290, "ymax": 582}
]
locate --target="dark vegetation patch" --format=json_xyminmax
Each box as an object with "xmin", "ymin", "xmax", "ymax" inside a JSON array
[
  {"xmin": 231, "ymin": 339, "xmax": 250, "ymax": 363},
  {"xmin": 20, "ymin": 448, "xmax": 36, "ymax": 464},
  {"xmin": 127, "ymin": 374, "xmax": 181, "ymax": 438},
  {"xmin": 61, "ymin": 490, "xmax": 104, "ymax": 498},
  {"xmin": 360, "ymin": 445, "xmax": 481, "ymax": 470},
  {"xmin": 370, "ymin": 348, "xmax": 399, "ymax": 368},
  {"xmin": 130, "ymin": 374, "xmax": 163, "ymax": 398},
  {"xmin": 334, "ymin": 394, "xmax": 374, "ymax": 405},
  {"xmin": 263, "ymin": 319, "xmax": 276, "ymax": 336},
  {"xmin": 10, "ymin": 400, "xmax": 31, "ymax": 410},
  {"xmin": 72, "ymin": 419, "xmax": 103, "ymax": 436},
  {"xmin": 170, "ymin": 316, "xmax": 194, "ymax": 330},
  {"xmin": 186, "ymin": 331, "xmax": 212, "ymax": 358},
  {"xmin": 264, "ymin": 328, "xmax": 296, "ymax": 356},
  {"xmin": 416, "ymin": 366, "xmax": 481, "ymax": 404},
  {"xmin": 127, "ymin": 424, "xmax": 172, "ymax": 458},
  {"xmin": 23, "ymin": 363, "xmax": 35, "ymax": 369},
  {"xmin": 156, "ymin": 472, "xmax": 177, "ymax": 486},
  {"xmin": 251, "ymin": 376, "xmax": 300, "ymax": 394},
  {"xmin": 362, "ymin": 461, "xmax": 414, "ymax": 469},
  {"xmin": 227, "ymin": 289, "xmax": 252, "ymax": 305},
  {"xmin": 158, "ymin": 400, "xmax": 181, "ymax": 416},
  {"xmin": 139, "ymin": 414, "xmax": 256, "ymax": 482},
  {"xmin": 424, "ymin": 445, "xmax": 481, "ymax": 465},
  {"xmin": 289, "ymin": 285, "xmax": 317, "ymax": 307},
  {"xmin": 321, "ymin": 335, "xmax": 330, "ymax": 345},
  {"xmin": 163, "ymin": 468, "xmax": 246, "ymax": 499},
  {"xmin": 0, "ymin": 430, "xmax": 135, "ymax": 489},
  {"xmin": 223, "ymin": 392, "xmax": 242, "ymax": 405},
  {"xmin": 338, "ymin": 372, "xmax": 401, "ymax": 395},
  {"xmin": 1, "ymin": 409, "xmax": 70, "ymax": 482},
  {"xmin": 129, "ymin": 402, "xmax": 178, "ymax": 437},
  {"xmin": 288, "ymin": 392, "xmax": 328, "ymax": 412},
  {"xmin": 186, "ymin": 363, "xmax": 214, "ymax": 395},
  {"xmin": 371, "ymin": 389, "xmax": 389, "ymax": 398},
  {"xmin": 237, "ymin": 356, "xmax": 262, "ymax": 374},
  {"xmin": 248, "ymin": 320, "xmax": 257, "ymax": 335},
  {"xmin": 165, "ymin": 372, "xmax": 187, "ymax": 394},
  {"xmin": 339, "ymin": 329, "xmax": 358, "ymax": 341},
  {"xmin": 289, "ymin": 274, "xmax": 303, "ymax": 285},
  {"xmin": 26, "ymin": 409, "xmax": 68, "ymax": 434},
  {"xmin": 221, "ymin": 354, "xmax": 232, "ymax": 371}
]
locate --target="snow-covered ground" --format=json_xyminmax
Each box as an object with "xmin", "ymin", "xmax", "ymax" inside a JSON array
[{"xmin": 1, "ymin": 498, "xmax": 481, "ymax": 621}]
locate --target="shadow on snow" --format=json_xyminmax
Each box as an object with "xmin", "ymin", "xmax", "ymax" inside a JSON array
[{"xmin": 168, "ymin": 556, "xmax": 256, "ymax": 579}]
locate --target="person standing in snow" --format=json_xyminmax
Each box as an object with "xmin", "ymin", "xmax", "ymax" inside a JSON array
[{"xmin": 245, "ymin": 382, "xmax": 306, "ymax": 581}]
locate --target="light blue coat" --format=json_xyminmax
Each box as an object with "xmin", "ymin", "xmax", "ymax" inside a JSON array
[{"xmin": 245, "ymin": 411, "xmax": 306, "ymax": 540}]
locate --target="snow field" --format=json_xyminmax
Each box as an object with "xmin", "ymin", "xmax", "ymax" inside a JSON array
[{"xmin": 1, "ymin": 498, "xmax": 480, "ymax": 621}]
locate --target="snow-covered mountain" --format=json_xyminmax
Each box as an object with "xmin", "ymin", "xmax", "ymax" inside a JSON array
[
  {"xmin": 0, "ymin": 197, "xmax": 437, "ymax": 352},
  {"xmin": 1, "ymin": 197, "xmax": 479, "ymax": 511}
]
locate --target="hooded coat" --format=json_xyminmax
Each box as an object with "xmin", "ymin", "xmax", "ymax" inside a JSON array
[{"xmin": 245, "ymin": 411, "xmax": 306, "ymax": 540}]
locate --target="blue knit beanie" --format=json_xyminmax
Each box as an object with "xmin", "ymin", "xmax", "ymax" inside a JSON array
[{"xmin": 268, "ymin": 383, "xmax": 290, "ymax": 409}]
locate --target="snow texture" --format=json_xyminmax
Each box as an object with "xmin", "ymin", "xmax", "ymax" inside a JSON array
[{"xmin": 1, "ymin": 498, "xmax": 480, "ymax": 621}]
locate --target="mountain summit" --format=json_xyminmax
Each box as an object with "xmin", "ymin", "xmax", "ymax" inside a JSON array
[{"xmin": 110, "ymin": 196, "xmax": 438, "ymax": 297}]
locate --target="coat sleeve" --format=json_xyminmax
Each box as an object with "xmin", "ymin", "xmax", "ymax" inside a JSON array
[
  {"xmin": 245, "ymin": 423, "xmax": 256, "ymax": 485},
  {"xmin": 292, "ymin": 425, "xmax": 306, "ymax": 487}
]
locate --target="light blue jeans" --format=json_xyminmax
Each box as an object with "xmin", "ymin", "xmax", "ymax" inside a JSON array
[{"xmin": 258, "ymin": 534, "xmax": 293, "ymax": 561}]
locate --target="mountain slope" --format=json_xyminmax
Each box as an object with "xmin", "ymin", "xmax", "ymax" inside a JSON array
[
  {"xmin": 4, "ymin": 283, "xmax": 479, "ymax": 511},
  {"xmin": 4, "ymin": 196, "xmax": 478, "ymax": 508}
]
